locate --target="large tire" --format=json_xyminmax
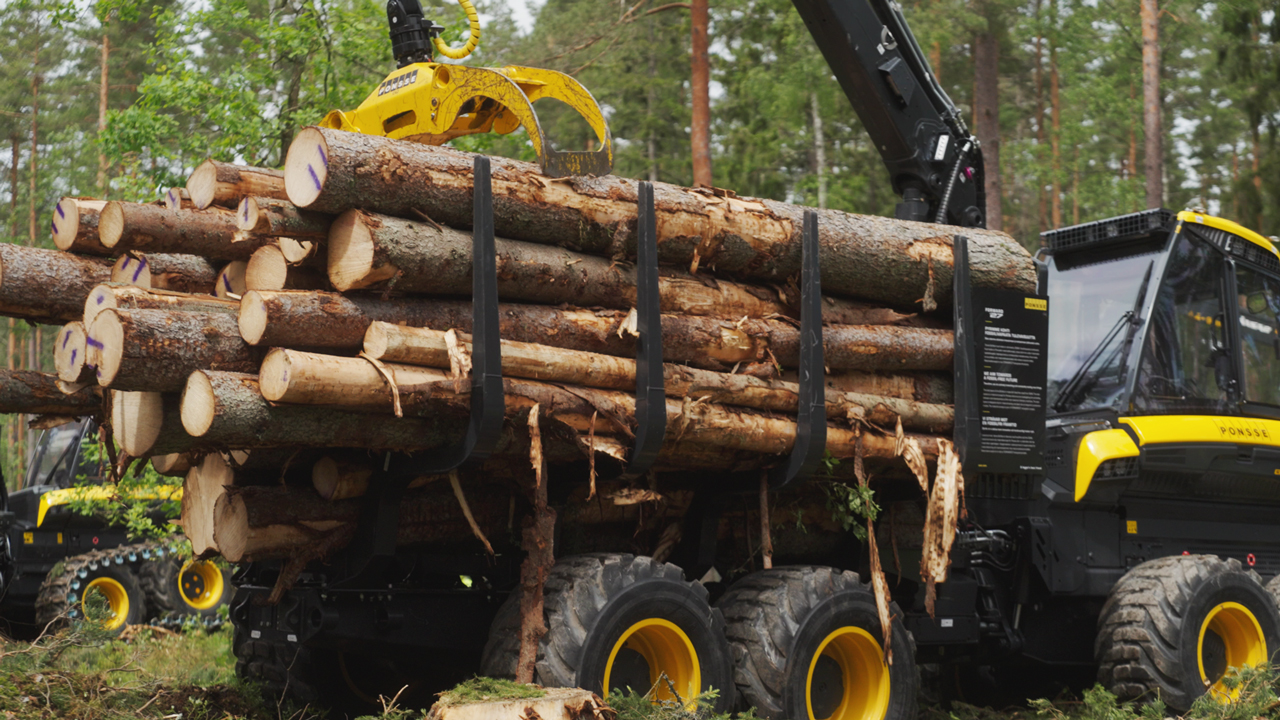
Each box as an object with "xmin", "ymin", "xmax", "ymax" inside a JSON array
[
  {"xmin": 140, "ymin": 557, "xmax": 233, "ymax": 621},
  {"xmin": 717, "ymin": 566, "xmax": 918, "ymax": 720},
  {"xmin": 1096, "ymin": 554, "xmax": 1280, "ymax": 711},
  {"xmin": 36, "ymin": 549, "xmax": 147, "ymax": 634},
  {"xmin": 480, "ymin": 553, "xmax": 736, "ymax": 713}
]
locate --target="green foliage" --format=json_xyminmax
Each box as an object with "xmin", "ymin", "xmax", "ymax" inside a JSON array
[
  {"xmin": 434, "ymin": 676, "xmax": 547, "ymax": 706},
  {"xmin": 822, "ymin": 480, "xmax": 879, "ymax": 541},
  {"xmin": 65, "ymin": 432, "xmax": 184, "ymax": 545},
  {"xmin": 607, "ymin": 685, "xmax": 760, "ymax": 720}
]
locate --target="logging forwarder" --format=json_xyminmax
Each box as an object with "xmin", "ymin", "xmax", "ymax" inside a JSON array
[{"xmin": 229, "ymin": 0, "xmax": 1280, "ymax": 718}]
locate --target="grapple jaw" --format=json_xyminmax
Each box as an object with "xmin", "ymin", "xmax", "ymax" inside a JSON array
[{"xmin": 321, "ymin": 62, "xmax": 613, "ymax": 177}]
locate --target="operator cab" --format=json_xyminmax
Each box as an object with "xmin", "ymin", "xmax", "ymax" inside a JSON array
[{"xmin": 1040, "ymin": 208, "xmax": 1280, "ymax": 510}]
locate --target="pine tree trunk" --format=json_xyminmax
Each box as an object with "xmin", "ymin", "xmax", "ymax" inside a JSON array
[
  {"xmin": 690, "ymin": 0, "xmax": 712, "ymax": 188},
  {"xmin": 1141, "ymin": 0, "xmax": 1162, "ymax": 209},
  {"xmin": 973, "ymin": 26, "xmax": 1002, "ymax": 232},
  {"xmin": 97, "ymin": 33, "xmax": 109, "ymax": 196},
  {"xmin": 0, "ymin": 244, "xmax": 112, "ymax": 324},
  {"xmin": 1049, "ymin": 6, "xmax": 1062, "ymax": 229},
  {"xmin": 284, "ymin": 128, "xmax": 1035, "ymax": 307}
]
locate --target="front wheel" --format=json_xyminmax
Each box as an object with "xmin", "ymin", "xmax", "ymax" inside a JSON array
[
  {"xmin": 140, "ymin": 557, "xmax": 233, "ymax": 622},
  {"xmin": 481, "ymin": 553, "xmax": 736, "ymax": 713},
  {"xmin": 718, "ymin": 566, "xmax": 918, "ymax": 720}
]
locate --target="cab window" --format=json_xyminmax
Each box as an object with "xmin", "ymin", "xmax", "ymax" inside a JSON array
[
  {"xmin": 1134, "ymin": 233, "xmax": 1232, "ymax": 413},
  {"xmin": 1235, "ymin": 265, "xmax": 1280, "ymax": 407}
]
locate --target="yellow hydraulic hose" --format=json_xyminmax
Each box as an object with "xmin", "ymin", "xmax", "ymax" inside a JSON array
[{"xmin": 433, "ymin": 0, "xmax": 481, "ymax": 60}]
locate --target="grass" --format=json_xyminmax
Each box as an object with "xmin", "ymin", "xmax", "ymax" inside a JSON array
[{"xmin": 5, "ymin": 607, "xmax": 1280, "ymax": 720}]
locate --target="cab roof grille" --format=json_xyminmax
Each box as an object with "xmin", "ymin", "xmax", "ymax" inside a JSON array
[
  {"xmin": 1183, "ymin": 224, "xmax": 1280, "ymax": 274},
  {"xmin": 1041, "ymin": 209, "xmax": 1175, "ymax": 253}
]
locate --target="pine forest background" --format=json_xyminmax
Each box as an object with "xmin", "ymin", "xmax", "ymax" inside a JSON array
[{"xmin": 0, "ymin": 0, "xmax": 1276, "ymax": 484}]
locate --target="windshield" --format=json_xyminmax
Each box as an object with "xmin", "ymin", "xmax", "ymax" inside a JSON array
[{"xmin": 1045, "ymin": 250, "xmax": 1162, "ymax": 412}]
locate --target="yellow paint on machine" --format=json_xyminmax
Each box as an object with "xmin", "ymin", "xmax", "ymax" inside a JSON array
[
  {"xmin": 1118, "ymin": 415, "xmax": 1280, "ymax": 447},
  {"xmin": 37, "ymin": 485, "xmax": 182, "ymax": 528},
  {"xmin": 1177, "ymin": 210, "xmax": 1280, "ymax": 260},
  {"xmin": 1075, "ymin": 429, "xmax": 1140, "ymax": 501}
]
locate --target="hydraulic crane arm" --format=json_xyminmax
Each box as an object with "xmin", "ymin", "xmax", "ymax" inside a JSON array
[{"xmin": 792, "ymin": 0, "xmax": 986, "ymax": 227}]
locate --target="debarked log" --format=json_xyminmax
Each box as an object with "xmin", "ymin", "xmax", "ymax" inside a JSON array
[
  {"xmin": 285, "ymin": 126, "xmax": 1035, "ymax": 307},
  {"xmin": 0, "ymin": 244, "xmax": 112, "ymax": 324}
]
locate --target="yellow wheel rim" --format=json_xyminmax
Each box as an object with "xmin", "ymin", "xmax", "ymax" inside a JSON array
[
  {"xmin": 83, "ymin": 576, "xmax": 129, "ymax": 631},
  {"xmin": 806, "ymin": 627, "xmax": 890, "ymax": 720},
  {"xmin": 1198, "ymin": 601, "xmax": 1267, "ymax": 703},
  {"xmin": 179, "ymin": 560, "xmax": 224, "ymax": 611},
  {"xmin": 603, "ymin": 618, "xmax": 701, "ymax": 705}
]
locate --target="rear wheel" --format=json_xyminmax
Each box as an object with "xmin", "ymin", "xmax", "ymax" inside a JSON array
[
  {"xmin": 1096, "ymin": 555, "xmax": 1279, "ymax": 711},
  {"xmin": 140, "ymin": 557, "xmax": 233, "ymax": 621},
  {"xmin": 718, "ymin": 566, "xmax": 918, "ymax": 720},
  {"xmin": 36, "ymin": 554, "xmax": 147, "ymax": 634},
  {"xmin": 481, "ymin": 553, "xmax": 735, "ymax": 712}
]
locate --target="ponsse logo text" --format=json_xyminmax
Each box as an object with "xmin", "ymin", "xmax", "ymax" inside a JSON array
[{"xmin": 1215, "ymin": 422, "xmax": 1271, "ymax": 440}]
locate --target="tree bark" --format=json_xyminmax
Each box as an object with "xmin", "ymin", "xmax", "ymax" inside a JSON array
[
  {"xmin": 236, "ymin": 196, "xmax": 331, "ymax": 238},
  {"xmin": 361, "ymin": 325, "xmax": 954, "ymax": 431},
  {"xmin": 110, "ymin": 252, "xmax": 219, "ymax": 294},
  {"xmin": 84, "ymin": 284, "xmax": 237, "ymax": 328},
  {"xmin": 187, "ymin": 160, "xmax": 286, "ymax": 210},
  {"xmin": 111, "ymin": 390, "xmax": 196, "ymax": 456},
  {"xmin": 91, "ymin": 309, "xmax": 259, "ymax": 391},
  {"xmin": 690, "ymin": 0, "xmax": 712, "ymax": 188},
  {"xmin": 1049, "ymin": 0, "xmax": 1061, "ymax": 229},
  {"xmin": 0, "ymin": 244, "xmax": 112, "ymax": 324},
  {"xmin": 54, "ymin": 322, "xmax": 93, "ymax": 384},
  {"xmin": 256, "ymin": 349, "xmax": 943, "ymax": 462},
  {"xmin": 98, "ymin": 202, "xmax": 261, "ymax": 260},
  {"xmin": 973, "ymin": 24, "xmax": 1002, "ymax": 232},
  {"xmin": 0, "ymin": 369, "xmax": 100, "ymax": 415},
  {"xmin": 811, "ymin": 93, "xmax": 827, "ymax": 210},
  {"xmin": 52, "ymin": 198, "xmax": 109, "ymax": 254},
  {"xmin": 246, "ymin": 244, "xmax": 326, "ymax": 292},
  {"xmin": 244, "ymin": 291, "xmax": 952, "ymax": 371},
  {"xmin": 1140, "ymin": 0, "xmax": 1162, "ymax": 209},
  {"xmin": 329, "ymin": 209, "xmax": 892, "ymax": 322},
  {"xmin": 285, "ymin": 128, "xmax": 1035, "ymax": 306},
  {"xmin": 98, "ymin": 33, "xmax": 109, "ymax": 196}
]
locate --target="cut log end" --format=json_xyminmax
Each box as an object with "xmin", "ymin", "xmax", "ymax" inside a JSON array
[
  {"xmin": 54, "ymin": 322, "xmax": 89, "ymax": 383},
  {"xmin": 53, "ymin": 198, "xmax": 80, "ymax": 250},
  {"xmin": 187, "ymin": 160, "xmax": 220, "ymax": 210},
  {"xmin": 83, "ymin": 284, "xmax": 119, "ymax": 328},
  {"xmin": 284, "ymin": 127, "xmax": 329, "ymax": 209},
  {"xmin": 111, "ymin": 255, "xmax": 152, "ymax": 288},
  {"xmin": 98, "ymin": 202, "xmax": 125, "ymax": 248},
  {"xmin": 236, "ymin": 197, "xmax": 260, "ymax": 231},
  {"xmin": 91, "ymin": 310, "xmax": 125, "ymax": 387},
  {"xmin": 327, "ymin": 210, "xmax": 380, "ymax": 291},
  {"xmin": 111, "ymin": 390, "xmax": 165, "ymax": 457},
  {"xmin": 152, "ymin": 452, "xmax": 193, "ymax": 476},
  {"xmin": 246, "ymin": 245, "xmax": 289, "ymax": 292},
  {"xmin": 278, "ymin": 238, "xmax": 315, "ymax": 264},
  {"xmin": 362, "ymin": 321, "xmax": 392, "ymax": 359},
  {"xmin": 238, "ymin": 291, "xmax": 268, "ymax": 345},
  {"xmin": 181, "ymin": 370, "xmax": 218, "ymax": 437},
  {"xmin": 257, "ymin": 348, "xmax": 291, "ymax": 401},
  {"xmin": 215, "ymin": 261, "xmax": 248, "ymax": 299},
  {"xmin": 164, "ymin": 188, "xmax": 190, "ymax": 211}
]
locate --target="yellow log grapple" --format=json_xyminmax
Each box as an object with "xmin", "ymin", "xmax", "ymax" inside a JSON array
[{"xmin": 320, "ymin": 0, "xmax": 613, "ymax": 178}]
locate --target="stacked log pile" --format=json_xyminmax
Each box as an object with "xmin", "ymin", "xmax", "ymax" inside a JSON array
[{"xmin": 1, "ymin": 127, "xmax": 1035, "ymax": 577}]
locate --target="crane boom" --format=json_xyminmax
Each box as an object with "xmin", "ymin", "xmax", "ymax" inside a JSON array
[{"xmin": 791, "ymin": 0, "xmax": 986, "ymax": 227}]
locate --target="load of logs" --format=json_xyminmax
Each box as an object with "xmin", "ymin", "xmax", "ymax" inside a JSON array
[{"xmin": 6, "ymin": 130, "xmax": 1035, "ymax": 579}]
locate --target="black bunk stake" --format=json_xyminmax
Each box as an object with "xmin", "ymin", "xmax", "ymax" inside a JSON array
[
  {"xmin": 952, "ymin": 235, "xmax": 976, "ymax": 469},
  {"xmin": 615, "ymin": 181, "xmax": 665, "ymax": 479},
  {"xmin": 770, "ymin": 210, "xmax": 826, "ymax": 489},
  {"xmin": 344, "ymin": 156, "xmax": 505, "ymax": 575}
]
